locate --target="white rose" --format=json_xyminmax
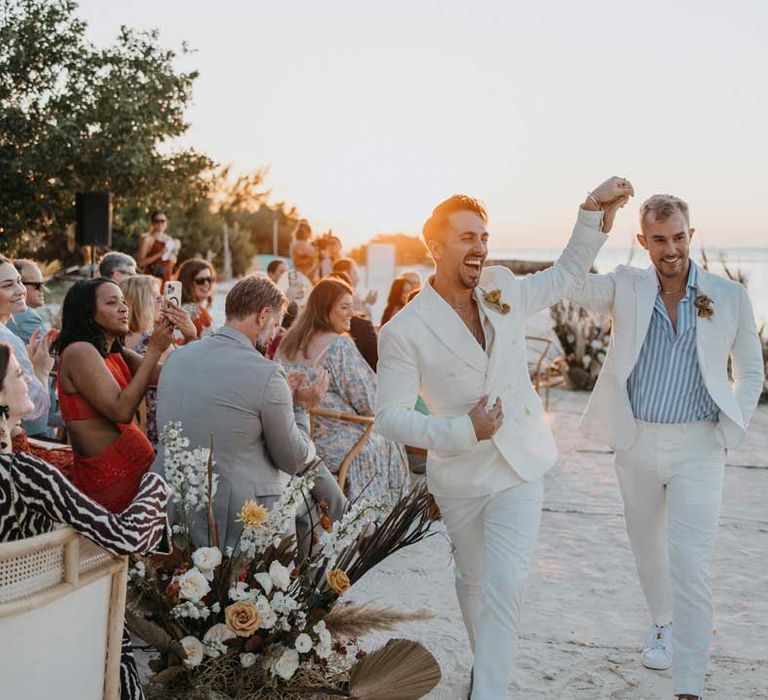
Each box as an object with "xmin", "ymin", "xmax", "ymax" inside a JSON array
[
  {"xmin": 274, "ymin": 648, "xmax": 300, "ymax": 680},
  {"xmin": 228, "ymin": 581, "xmax": 252, "ymax": 602},
  {"xmin": 269, "ymin": 560, "xmax": 292, "ymax": 591},
  {"xmin": 253, "ymin": 572, "xmax": 273, "ymax": 595},
  {"xmin": 315, "ymin": 639, "xmax": 332, "ymax": 659},
  {"xmin": 180, "ymin": 636, "xmax": 204, "ymax": 668},
  {"xmin": 176, "ymin": 568, "xmax": 211, "ymax": 603},
  {"xmin": 203, "ymin": 623, "xmax": 235, "ymax": 646},
  {"xmin": 192, "ymin": 547, "xmax": 222, "ymax": 580},
  {"xmin": 254, "ymin": 596, "xmax": 277, "ymax": 630},
  {"xmin": 240, "ymin": 653, "xmax": 257, "ymax": 668},
  {"xmin": 295, "ymin": 633, "xmax": 313, "ymax": 654},
  {"xmin": 581, "ymin": 355, "xmax": 592, "ymax": 369},
  {"xmin": 590, "ymin": 339, "xmax": 602, "ymax": 350}
]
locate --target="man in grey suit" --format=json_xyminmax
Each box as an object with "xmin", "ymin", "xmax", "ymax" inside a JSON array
[{"xmin": 153, "ymin": 275, "xmax": 346, "ymax": 553}]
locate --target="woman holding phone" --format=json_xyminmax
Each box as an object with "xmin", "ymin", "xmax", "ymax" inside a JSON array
[
  {"xmin": 56, "ymin": 278, "xmax": 175, "ymax": 512},
  {"xmin": 174, "ymin": 258, "xmax": 216, "ymax": 344}
]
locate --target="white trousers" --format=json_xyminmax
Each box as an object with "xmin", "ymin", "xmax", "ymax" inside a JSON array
[
  {"xmin": 615, "ymin": 421, "xmax": 726, "ymax": 697},
  {"xmin": 436, "ymin": 480, "xmax": 543, "ymax": 700}
]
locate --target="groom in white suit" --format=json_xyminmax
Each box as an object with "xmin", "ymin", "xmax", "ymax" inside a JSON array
[
  {"xmin": 570, "ymin": 194, "xmax": 765, "ymax": 700},
  {"xmin": 376, "ymin": 177, "xmax": 634, "ymax": 698}
]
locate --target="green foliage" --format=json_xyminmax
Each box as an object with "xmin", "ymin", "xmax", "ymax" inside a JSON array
[
  {"xmin": 0, "ymin": 0, "xmax": 214, "ymax": 260},
  {"xmin": 349, "ymin": 233, "xmax": 430, "ymax": 266}
]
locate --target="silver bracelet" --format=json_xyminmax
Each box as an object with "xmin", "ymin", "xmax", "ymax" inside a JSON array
[{"xmin": 587, "ymin": 192, "xmax": 602, "ymax": 208}]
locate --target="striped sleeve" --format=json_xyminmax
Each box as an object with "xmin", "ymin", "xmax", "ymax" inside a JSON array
[{"xmin": 12, "ymin": 453, "xmax": 170, "ymax": 555}]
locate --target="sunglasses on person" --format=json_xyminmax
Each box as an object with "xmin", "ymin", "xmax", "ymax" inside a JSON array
[
  {"xmin": 153, "ymin": 217, "xmax": 167, "ymax": 224},
  {"xmin": 22, "ymin": 281, "xmax": 46, "ymax": 291},
  {"xmin": 193, "ymin": 276, "xmax": 214, "ymax": 286}
]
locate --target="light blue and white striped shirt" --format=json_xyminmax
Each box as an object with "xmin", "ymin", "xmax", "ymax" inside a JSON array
[{"xmin": 627, "ymin": 262, "xmax": 719, "ymax": 423}]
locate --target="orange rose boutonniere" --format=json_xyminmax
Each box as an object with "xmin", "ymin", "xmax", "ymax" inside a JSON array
[
  {"xmin": 482, "ymin": 288, "xmax": 510, "ymax": 315},
  {"xmin": 693, "ymin": 287, "xmax": 714, "ymax": 319}
]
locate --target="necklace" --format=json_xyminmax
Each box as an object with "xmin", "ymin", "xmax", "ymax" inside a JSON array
[
  {"xmin": 450, "ymin": 297, "xmax": 474, "ymax": 310},
  {"xmin": 661, "ymin": 287, "xmax": 685, "ymax": 296}
]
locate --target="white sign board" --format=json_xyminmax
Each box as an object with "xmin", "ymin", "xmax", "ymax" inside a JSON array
[{"xmin": 364, "ymin": 243, "xmax": 396, "ymax": 325}]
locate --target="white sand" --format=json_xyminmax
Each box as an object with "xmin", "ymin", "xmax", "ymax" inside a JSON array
[{"xmin": 348, "ymin": 390, "xmax": 768, "ymax": 699}]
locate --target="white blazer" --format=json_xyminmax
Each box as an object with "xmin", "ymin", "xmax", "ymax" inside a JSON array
[
  {"xmin": 569, "ymin": 264, "xmax": 765, "ymax": 451},
  {"xmin": 375, "ymin": 209, "xmax": 607, "ymax": 498}
]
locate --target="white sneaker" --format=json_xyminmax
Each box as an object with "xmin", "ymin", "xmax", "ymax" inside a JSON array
[{"xmin": 641, "ymin": 623, "xmax": 672, "ymax": 670}]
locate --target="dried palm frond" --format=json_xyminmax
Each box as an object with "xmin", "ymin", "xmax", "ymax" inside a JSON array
[
  {"xmin": 324, "ymin": 602, "xmax": 435, "ymax": 640},
  {"xmin": 125, "ymin": 608, "xmax": 186, "ymax": 659},
  {"xmin": 335, "ymin": 483, "xmax": 438, "ymax": 585},
  {"xmin": 347, "ymin": 639, "xmax": 441, "ymax": 699}
]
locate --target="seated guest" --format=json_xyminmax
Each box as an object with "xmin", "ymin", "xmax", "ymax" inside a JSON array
[
  {"xmin": 56, "ymin": 279, "xmax": 174, "ymax": 512},
  {"xmin": 99, "ymin": 252, "xmax": 138, "ymax": 282},
  {"xmin": 119, "ymin": 275, "xmax": 196, "ymax": 447},
  {"xmin": 329, "ymin": 271, "xmax": 378, "ymax": 371},
  {"xmin": 153, "ymin": 275, "xmax": 346, "ymax": 552},
  {"xmin": 267, "ymin": 258, "xmax": 288, "ymax": 284},
  {"xmin": 277, "ymin": 278, "xmax": 409, "ymax": 504},
  {"xmin": 380, "ymin": 275, "xmax": 414, "ymax": 326},
  {"xmin": 332, "ymin": 257, "xmax": 378, "ymax": 317},
  {"xmin": 0, "ymin": 257, "xmax": 52, "ymax": 434},
  {"xmin": 266, "ymin": 300, "xmax": 298, "ymax": 360},
  {"xmin": 174, "ymin": 258, "xmax": 216, "ymax": 342},
  {"xmin": 0, "ymin": 342, "xmax": 170, "ymax": 700},
  {"xmin": 7, "ymin": 259, "xmax": 48, "ymax": 344}
]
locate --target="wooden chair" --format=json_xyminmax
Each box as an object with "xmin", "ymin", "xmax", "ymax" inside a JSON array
[
  {"xmin": 525, "ymin": 335, "xmax": 564, "ymax": 410},
  {"xmin": 308, "ymin": 408, "xmax": 375, "ymax": 491}
]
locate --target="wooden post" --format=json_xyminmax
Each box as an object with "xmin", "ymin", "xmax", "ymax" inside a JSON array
[{"xmin": 103, "ymin": 560, "xmax": 128, "ymax": 700}]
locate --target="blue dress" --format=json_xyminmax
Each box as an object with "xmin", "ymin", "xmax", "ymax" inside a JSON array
[{"xmin": 281, "ymin": 335, "xmax": 409, "ymax": 504}]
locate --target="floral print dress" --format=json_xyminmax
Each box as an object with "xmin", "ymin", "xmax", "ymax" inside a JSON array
[{"xmin": 280, "ymin": 335, "xmax": 409, "ymax": 504}]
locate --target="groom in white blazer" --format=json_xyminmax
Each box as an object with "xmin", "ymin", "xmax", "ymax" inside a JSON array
[
  {"xmin": 570, "ymin": 194, "xmax": 764, "ymax": 700},
  {"xmin": 376, "ymin": 177, "xmax": 634, "ymax": 699}
]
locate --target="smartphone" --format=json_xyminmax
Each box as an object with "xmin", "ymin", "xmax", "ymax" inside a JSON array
[
  {"xmin": 164, "ymin": 280, "xmax": 182, "ymax": 307},
  {"xmin": 287, "ymin": 270, "xmax": 304, "ymax": 300}
]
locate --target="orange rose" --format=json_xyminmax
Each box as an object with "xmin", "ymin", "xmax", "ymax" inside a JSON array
[
  {"xmin": 326, "ymin": 569, "xmax": 350, "ymax": 595},
  {"xmin": 225, "ymin": 601, "xmax": 261, "ymax": 637}
]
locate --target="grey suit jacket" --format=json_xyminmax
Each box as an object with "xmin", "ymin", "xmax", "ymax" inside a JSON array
[{"xmin": 152, "ymin": 326, "xmax": 315, "ymax": 550}]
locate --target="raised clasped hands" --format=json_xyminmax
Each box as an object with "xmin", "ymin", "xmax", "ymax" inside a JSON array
[
  {"xmin": 584, "ymin": 176, "xmax": 635, "ymax": 233},
  {"xmin": 469, "ymin": 395, "xmax": 504, "ymax": 441},
  {"xmin": 291, "ymin": 368, "xmax": 330, "ymax": 410}
]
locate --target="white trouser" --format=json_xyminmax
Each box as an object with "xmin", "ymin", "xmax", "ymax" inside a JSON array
[
  {"xmin": 615, "ymin": 421, "xmax": 725, "ymax": 697},
  {"xmin": 436, "ymin": 479, "xmax": 543, "ymax": 700}
]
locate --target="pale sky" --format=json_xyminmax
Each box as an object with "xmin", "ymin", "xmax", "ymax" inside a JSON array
[{"xmin": 78, "ymin": 0, "xmax": 768, "ymax": 249}]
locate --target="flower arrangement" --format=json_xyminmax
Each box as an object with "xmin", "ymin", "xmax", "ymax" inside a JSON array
[
  {"xmin": 128, "ymin": 423, "xmax": 442, "ymax": 699},
  {"xmin": 550, "ymin": 300, "xmax": 612, "ymax": 390}
]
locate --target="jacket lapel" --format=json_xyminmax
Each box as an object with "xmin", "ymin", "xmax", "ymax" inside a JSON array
[
  {"xmin": 693, "ymin": 266, "xmax": 715, "ymax": 376},
  {"xmin": 629, "ymin": 266, "xmax": 658, "ymax": 372},
  {"xmin": 414, "ymin": 282, "xmax": 488, "ymax": 372},
  {"xmin": 478, "ymin": 285, "xmax": 506, "ymax": 387}
]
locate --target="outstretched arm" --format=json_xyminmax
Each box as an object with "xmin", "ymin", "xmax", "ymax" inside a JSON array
[{"xmin": 519, "ymin": 177, "xmax": 632, "ymax": 316}]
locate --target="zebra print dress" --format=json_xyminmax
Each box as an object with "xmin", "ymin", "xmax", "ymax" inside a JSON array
[{"xmin": 0, "ymin": 450, "xmax": 170, "ymax": 700}]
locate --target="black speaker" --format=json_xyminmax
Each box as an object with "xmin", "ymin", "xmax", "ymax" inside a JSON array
[{"xmin": 75, "ymin": 192, "xmax": 112, "ymax": 247}]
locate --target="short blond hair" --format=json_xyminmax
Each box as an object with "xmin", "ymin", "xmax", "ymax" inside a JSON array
[
  {"xmin": 639, "ymin": 194, "xmax": 690, "ymax": 228},
  {"xmin": 119, "ymin": 274, "xmax": 160, "ymax": 333}
]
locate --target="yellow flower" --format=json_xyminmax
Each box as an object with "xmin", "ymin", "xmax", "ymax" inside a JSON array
[
  {"xmin": 225, "ymin": 601, "xmax": 261, "ymax": 637},
  {"xmin": 236, "ymin": 500, "xmax": 269, "ymax": 529},
  {"xmin": 326, "ymin": 569, "xmax": 350, "ymax": 595}
]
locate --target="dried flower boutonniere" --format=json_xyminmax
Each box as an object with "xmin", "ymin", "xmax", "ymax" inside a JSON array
[
  {"xmin": 482, "ymin": 288, "xmax": 510, "ymax": 314},
  {"xmin": 693, "ymin": 287, "xmax": 714, "ymax": 319}
]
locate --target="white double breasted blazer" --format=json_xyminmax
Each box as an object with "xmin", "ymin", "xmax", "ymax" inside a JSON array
[
  {"xmin": 569, "ymin": 264, "xmax": 765, "ymax": 451},
  {"xmin": 375, "ymin": 208, "xmax": 607, "ymax": 498}
]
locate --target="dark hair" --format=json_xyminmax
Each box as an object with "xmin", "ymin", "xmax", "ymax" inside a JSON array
[
  {"xmin": 175, "ymin": 258, "xmax": 215, "ymax": 306},
  {"xmin": 381, "ymin": 276, "xmax": 413, "ymax": 326},
  {"xmin": 294, "ymin": 220, "xmax": 312, "ymax": 241},
  {"xmin": 267, "ymin": 259, "xmax": 286, "ymax": 276},
  {"xmin": 422, "ymin": 194, "xmax": 487, "ymax": 244},
  {"xmin": 149, "ymin": 210, "xmax": 167, "ymax": 223},
  {"xmin": 281, "ymin": 301, "xmax": 299, "ymax": 330},
  {"xmin": 56, "ymin": 279, "xmax": 123, "ymax": 358},
  {"xmin": 0, "ymin": 343, "xmax": 10, "ymax": 390},
  {"xmin": 225, "ymin": 275, "xmax": 285, "ymax": 321},
  {"xmin": 278, "ymin": 278, "xmax": 354, "ymax": 360},
  {"xmin": 328, "ymin": 270, "xmax": 352, "ymax": 286}
]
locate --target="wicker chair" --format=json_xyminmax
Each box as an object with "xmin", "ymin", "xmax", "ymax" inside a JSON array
[
  {"xmin": 308, "ymin": 408, "xmax": 375, "ymax": 491},
  {"xmin": 525, "ymin": 335, "xmax": 564, "ymax": 410}
]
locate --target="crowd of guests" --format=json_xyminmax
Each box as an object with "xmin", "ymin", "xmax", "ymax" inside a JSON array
[{"xmin": 0, "ymin": 217, "xmax": 427, "ymax": 698}]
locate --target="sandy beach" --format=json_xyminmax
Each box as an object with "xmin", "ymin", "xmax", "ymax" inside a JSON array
[{"xmin": 346, "ymin": 389, "xmax": 768, "ymax": 699}]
